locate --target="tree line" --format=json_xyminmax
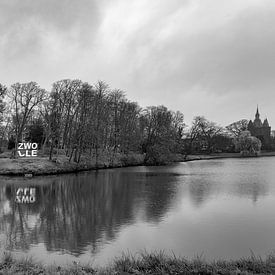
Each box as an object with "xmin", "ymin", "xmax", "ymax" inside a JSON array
[{"xmin": 0, "ymin": 80, "xmax": 273, "ymax": 164}]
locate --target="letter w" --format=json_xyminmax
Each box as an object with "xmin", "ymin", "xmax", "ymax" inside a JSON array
[{"xmin": 24, "ymin": 143, "xmax": 32, "ymax": 149}]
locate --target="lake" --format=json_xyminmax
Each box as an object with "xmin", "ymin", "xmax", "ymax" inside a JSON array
[{"xmin": 1, "ymin": 157, "xmax": 275, "ymax": 266}]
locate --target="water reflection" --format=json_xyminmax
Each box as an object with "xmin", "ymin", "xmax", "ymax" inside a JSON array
[
  {"xmin": 0, "ymin": 157, "xmax": 275, "ymax": 264},
  {"xmin": 0, "ymin": 170, "xmax": 178, "ymax": 256},
  {"xmin": 182, "ymin": 159, "xmax": 271, "ymax": 206}
]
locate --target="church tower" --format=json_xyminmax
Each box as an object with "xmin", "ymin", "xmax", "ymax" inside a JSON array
[
  {"xmin": 248, "ymin": 106, "xmax": 271, "ymax": 149},
  {"xmin": 253, "ymin": 105, "xmax": 263, "ymax": 127}
]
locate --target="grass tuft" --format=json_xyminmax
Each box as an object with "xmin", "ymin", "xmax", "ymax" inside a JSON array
[{"xmin": 1, "ymin": 251, "xmax": 275, "ymax": 274}]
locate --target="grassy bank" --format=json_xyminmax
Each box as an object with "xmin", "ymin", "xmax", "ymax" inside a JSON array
[
  {"xmin": 0, "ymin": 152, "xmax": 145, "ymax": 176},
  {"xmin": 1, "ymin": 151, "xmax": 275, "ymax": 177},
  {"xmin": 1, "ymin": 251, "xmax": 275, "ymax": 274}
]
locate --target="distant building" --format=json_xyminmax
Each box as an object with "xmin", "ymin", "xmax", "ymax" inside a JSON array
[{"xmin": 248, "ymin": 106, "xmax": 271, "ymax": 149}]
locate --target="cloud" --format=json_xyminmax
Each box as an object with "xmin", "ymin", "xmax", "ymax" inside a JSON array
[
  {"xmin": 0, "ymin": 0, "xmax": 100, "ymax": 60},
  {"xmin": 119, "ymin": 0, "xmax": 275, "ymax": 95},
  {"xmin": 97, "ymin": 0, "xmax": 275, "ymax": 125},
  {"xmin": 0, "ymin": 0, "xmax": 100, "ymax": 32},
  {"xmin": 0, "ymin": 0, "xmax": 275, "ymax": 126}
]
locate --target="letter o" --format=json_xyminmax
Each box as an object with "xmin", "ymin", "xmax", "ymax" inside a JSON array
[{"xmin": 32, "ymin": 143, "xmax": 38, "ymax": 149}]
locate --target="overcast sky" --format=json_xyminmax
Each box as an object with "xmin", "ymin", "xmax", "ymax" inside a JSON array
[{"xmin": 1, "ymin": 0, "xmax": 275, "ymax": 127}]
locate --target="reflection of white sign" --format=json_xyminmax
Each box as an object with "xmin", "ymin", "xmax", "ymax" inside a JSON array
[
  {"xmin": 18, "ymin": 143, "xmax": 38, "ymax": 157},
  {"xmin": 15, "ymin": 188, "xmax": 36, "ymax": 203}
]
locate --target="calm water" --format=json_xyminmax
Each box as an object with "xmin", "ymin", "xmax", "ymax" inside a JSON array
[{"xmin": 1, "ymin": 157, "xmax": 275, "ymax": 266}]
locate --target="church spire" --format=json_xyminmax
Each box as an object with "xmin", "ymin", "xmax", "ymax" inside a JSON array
[
  {"xmin": 253, "ymin": 105, "xmax": 262, "ymax": 127},
  {"xmin": 255, "ymin": 105, "xmax": 260, "ymax": 119}
]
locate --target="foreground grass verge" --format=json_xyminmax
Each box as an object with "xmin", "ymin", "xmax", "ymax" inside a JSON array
[{"xmin": 1, "ymin": 251, "xmax": 275, "ymax": 274}]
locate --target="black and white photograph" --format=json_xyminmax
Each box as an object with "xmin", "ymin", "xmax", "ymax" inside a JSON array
[{"xmin": 1, "ymin": 0, "xmax": 275, "ymax": 274}]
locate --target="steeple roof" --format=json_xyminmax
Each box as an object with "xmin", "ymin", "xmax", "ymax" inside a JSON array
[
  {"xmin": 253, "ymin": 105, "xmax": 262, "ymax": 127},
  {"xmin": 255, "ymin": 105, "xmax": 260, "ymax": 118},
  {"xmin": 263, "ymin": 118, "xmax": 269, "ymax": 127}
]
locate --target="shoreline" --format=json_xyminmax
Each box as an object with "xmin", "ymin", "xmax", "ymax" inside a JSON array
[
  {"xmin": 184, "ymin": 151, "xmax": 275, "ymax": 162},
  {"xmin": 1, "ymin": 251, "xmax": 275, "ymax": 274},
  {"xmin": 0, "ymin": 153, "xmax": 146, "ymax": 177},
  {"xmin": 1, "ymin": 151, "xmax": 275, "ymax": 177}
]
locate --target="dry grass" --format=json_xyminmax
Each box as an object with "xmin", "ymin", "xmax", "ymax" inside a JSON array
[
  {"xmin": 1, "ymin": 251, "xmax": 275, "ymax": 274},
  {"xmin": 0, "ymin": 151, "xmax": 145, "ymax": 176}
]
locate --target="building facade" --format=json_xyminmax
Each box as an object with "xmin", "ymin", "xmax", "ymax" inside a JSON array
[{"xmin": 248, "ymin": 107, "xmax": 271, "ymax": 149}]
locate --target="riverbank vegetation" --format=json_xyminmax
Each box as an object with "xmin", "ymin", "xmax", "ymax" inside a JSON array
[
  {"xmin": 1, "ymin": 80, "xmax": 275, "ymax": 171},
  {"xmin": 1, "ymin": 251, "xmax": 275, "ymax": 274}
]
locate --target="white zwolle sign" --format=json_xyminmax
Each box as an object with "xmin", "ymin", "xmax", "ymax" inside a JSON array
[{"xmin": 18, "ymin": 143, "xmax": 38, "ymax": 157}]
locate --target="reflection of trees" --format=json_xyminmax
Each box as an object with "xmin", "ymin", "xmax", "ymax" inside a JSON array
[
  {"xmin": 138, "ymin": 172, "xmax": 179, "ymax": 222},
  {"xmin": 1, "ymin": 184, "xmax": 45, "ymax": 251},
  {"xmin": 0, "ymin": 170, "xmax": 177, "ymax": 255},
  {"xmin": 234, "ymin": 181, "xmax": 267, "ymax": 203},
  {"xmin": 187, "ymin": 177, "xmax": 268, "ymax": 207},
  {"xmin": 187, "ymin": 177, "xmax": 215, "ymax": 207},
  {"xmin": 38, "ymin": 173, "xmax": 141, "ymax": 255}
]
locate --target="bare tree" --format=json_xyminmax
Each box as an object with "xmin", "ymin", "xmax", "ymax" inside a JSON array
[
  {"xmin": 0, "ymin": 84, "xmax": 7, "ymax": 150},
  {"xmin": 185, "ymin": 116, "xmax": 204, "ymax": 155},
  {"xmin": 8, "ymin": 82, "xmax": 46, "ymax": 158},
  {"xmin": 226, "ymin": 119, "xmax": 248, "ymax": 137},
  {"xmin": 187, "ymin": 116, "xmax": 224, "ymax": 154},
  {"xmin": 93, "ymin": 81, "xmax": 109, "ymax": 167}
]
